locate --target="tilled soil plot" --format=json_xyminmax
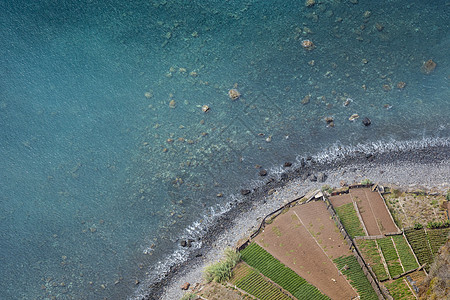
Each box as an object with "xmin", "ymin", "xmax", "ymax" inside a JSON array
[
  {"xmin": 329, "ymin": 193, "xmax": 353, "ymax": 208},
  {"xmin": 256, "ymin": 202, "xmax": 357, "ymax": 300},
  {"xmin": 350, "ymin": 188, "xmax": 398, "ymax": 235},
  {"xmin": 292, "ymin": 200, "xmax": 352, "ymax": 260}
]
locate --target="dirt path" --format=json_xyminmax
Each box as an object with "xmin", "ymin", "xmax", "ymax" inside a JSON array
[{"xmin": 256, "ymin": 201, "xmax": 357, "ymax": 300}]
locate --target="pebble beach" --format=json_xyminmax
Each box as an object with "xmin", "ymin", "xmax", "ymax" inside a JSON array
[{"xmin": 151, "ymin": 143, "xmax": 450, "ymax": 300}]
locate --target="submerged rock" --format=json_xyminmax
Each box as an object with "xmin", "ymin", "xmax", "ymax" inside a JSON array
[
  {"xmin": 228, "ymin": 89, "xmax": 241, "ymax": 100},
  {"xmin": 284, "ymin": 162, "xmax": 292, "ymax": 167},
  {"xmin": 349, "ymin": 113, "xmax": 359, "ymax": 121},
  {"xmin": 421, "ymin": 59, "xmax": 437, "ymax": 74},
  {"xmin": 259, "ymin": 169, "xmax": 268, "ymax": 176},
  {"xmin": 362, "ymin": 117, "xmax": 371, "ymax": 126},
  {"xmin": 240, "ymin": 189, "xmax": 251, "ymax": 195}
]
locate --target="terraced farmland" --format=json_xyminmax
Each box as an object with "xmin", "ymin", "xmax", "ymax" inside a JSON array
[
  {"xmin": 334, "ymin": 202, "xmax": 365, "ymax": 238},
  {"xmin": 234, "ymin": 270, "xmax": 292, "ymax": 300},
  {"xmin": 333, "ymin": 255, "xmax": 378, "ymax": 300},
  {"xmin": 427, "ymin": 227, "xmax": 450, "ymax": 255},
  {"xmin": 404, "ymin": 228, "xmax": 433, "ymax": 268},
  {"xmin": 377, "ymin": 237, "xmax": 403, "ymax": 278},
  {"xmin": 355, "ymin": 239, "xmax": 389, "ymax": 281},
  {"xmin": 391, "ymin": 235, "xmax": 419, "ymax": 272},
  {"xmin": 240, "ymin": 243, "xmax": 329, "ymax": 300},
  {"xmin": 384, "ymin": 278, "xmax": 415, "ymax": 299}
]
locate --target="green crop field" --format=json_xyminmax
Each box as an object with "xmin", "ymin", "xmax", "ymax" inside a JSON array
[
  {"xmin": 333, "ymin": 255, "xmax": 378, "ymax": 300},
  {"xmin": 427, "ymin": 228, "xmax": 450, "ymax": 255},
  {"xmin": 377, "ymin": 238, "xmax": 403, "ymax": 278},
  {"xmin": 384, "ymin": 279, "xmax": 414, "ymax": 299},
  {"xmin": 234, "ymin": 270, "xmax": 292, "ymax": 300},
  {"xmin": 391, "ymin": 235, "xmax": 419, "ymax": 272},
  {"xmin": 240, "ymin": 242, "xmax": 329, "ymax": 300},
  {"xmin": 334, "ymin": 203, "xmax": 365, "ymax": 238},
  {"xmin": 404, "ymin": 228, "xmax": 433, "ymax": 269},
  {"xmin": 356, "ymin": 239, "xmax": 389, "ymax": 281}
]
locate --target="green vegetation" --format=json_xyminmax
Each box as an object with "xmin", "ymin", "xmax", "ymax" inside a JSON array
[
  {"xmin": 321, "ymin": 185, "xmax": 333, "ymax": 194},
  {"xmin": 234, "ymin": 270, "xmax": 291, "ymax": 300},
  {"xmin": 384, "ymin": 279, "xmax": 414, "ymax": 299},
  {"xmin": 356, "ymin": 240, "xmax": 389, "ymax": 281},
  {"xmin": 414, "ymin": 223, "xmax": 423, "ymax": 230},
  {"xmin": 391, "ymin": 235, "xmax": 419, "ymax": 272},
  {"xmin": 419, "ymin": 240, "xmax": 450, "ymax": 300},
  {"xmin": 180, "ymin": 292, "xmax": 197, "ymax": 300},
  {"xmin": 427, "ymin": 227, "xmax": 450, "ymax": 255},
  {"xmin": 404, "ymin": 228, "xmax": 433, "ymax": 270},
  {"xmin": 361, "ymin": 179, "xmax": 373, "ymax": 185},
  {"xmin": 204, "ymin": 248, "xmax": 241, "ymax": 283},
  {"xmin": 240, "ymin": 243, "xmax": 329, "ymax": 300},
  {"xmin": 426, "ymin": 220, "xmax": 450, "ymax": 229},
  {"xmin": 376, "ymin": 238, "xmax": 403, "ymax": 278},
  {"xmin": 334, "ymin": 203, "xmax": 365, "ymax": 238},
  {"xmin": 333, "ymin": 255, "xmax": 378, "ymax": 300},
  {"xmin": 446, "ymin": 190, "xmax": 450, "ymax": 201}
]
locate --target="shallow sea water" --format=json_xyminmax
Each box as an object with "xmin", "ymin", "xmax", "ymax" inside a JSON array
[{"xmin": 0, "ymin": 0, "xmax": 449, "ymax": 299}]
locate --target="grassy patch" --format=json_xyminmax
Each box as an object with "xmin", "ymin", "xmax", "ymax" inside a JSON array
[{"xmin": 204, "ymin": 248, "xmax": 241, "ymax": 283}]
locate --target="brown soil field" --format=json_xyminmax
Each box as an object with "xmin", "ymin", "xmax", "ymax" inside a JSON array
[
  {"xmin": 292, "ymin": 200, "xmax": 352, "ymax": 260},
  {"xmin": 350, "ymin": 188, "xmax": 398, "ymax": 235},
  {"xmin": 256, "ymin": 201, "xmax": 357, "ymax": 300},
  {"xmin": 329, "ymin": 193, "xmax": 352, "ymax": 208}
]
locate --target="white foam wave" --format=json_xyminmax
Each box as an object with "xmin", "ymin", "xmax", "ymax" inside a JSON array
[{"xmin": 130, "ymin": 136, "xmax": 449, "ymax": 299}]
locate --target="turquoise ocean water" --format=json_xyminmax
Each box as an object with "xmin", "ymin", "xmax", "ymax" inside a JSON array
[{"xmin": 1, "ymin": 1, "xmax": 449, "ymax": 299}]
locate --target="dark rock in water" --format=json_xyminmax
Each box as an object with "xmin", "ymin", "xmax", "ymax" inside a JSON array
[
  {"xmin": 366, "ymin": 153, "xmax": 375, "ymax": 161},
  {"xmin": 284, "ymin": 162, "xmax": 292, "ymax": 167},
  {"xmin": 180, "ymin": 240, "xmax": 187, "ymax": 247},
  {"xmin": 187, "ymin": 239, "xmax": 195, "ymax": 247},
  {"xmin": 362, "ymin": 117, "xmax": 371, "ymax": 126},
  {"xmin": 306, "ymin": 156, "xmax": 313, "ymax": 161},
  {"xmin": 309, "ymin": 174, "xmax": 317, "ymax": 182},
  {"xmin": 195, "ymin": 252, "xmax": 203, "ymax": 258},
  {"xmin": 281, "ymin": 173, "xmax": 288, "ymax": 180},
  {"xmin": 318, "ymin": 172, "xmax": 327, "ymax": 182},
  {"xmin": 241, "ymin": 189, "xmax": 251, "ymax": 195},
  {"xmin": 259, "ymin": 169, "xmax": 268, "ymax": 176}
]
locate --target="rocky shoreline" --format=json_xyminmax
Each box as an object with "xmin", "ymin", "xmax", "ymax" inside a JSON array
[{"xmin": 140, "ymin": 143, "xmax": 450, "ymax": 300}]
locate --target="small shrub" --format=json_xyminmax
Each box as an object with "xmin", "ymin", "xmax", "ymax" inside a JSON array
[
  {"xmin": 204, "ymin": 248, "xmax": 241, "ymax": 283},
  {"xmin": 414, "ymin": 223, "xmax": 423, "ymax": 230},
  {"xmin": 361, "ymin": 178, "xmax": 373, "ymax": 185},
  {"xmin": 427, "ymin": 221, "xmax": 443, "ymax": 229},
  {"xmin": 321, "ymin": 185, "xmax": 333, "ymax": 194},
  {"xmin": 443, "ymin": 220, "xmax": 450, "ymax": 228},
  {"xmin": 446, "ymin": 190, "xmax": 450, "ymax": 201}
]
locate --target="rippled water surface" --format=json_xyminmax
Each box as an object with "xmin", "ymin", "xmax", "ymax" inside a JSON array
[{"xmin": 1, "ymin": 0, "xmax": 449, "ymax": 298}]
